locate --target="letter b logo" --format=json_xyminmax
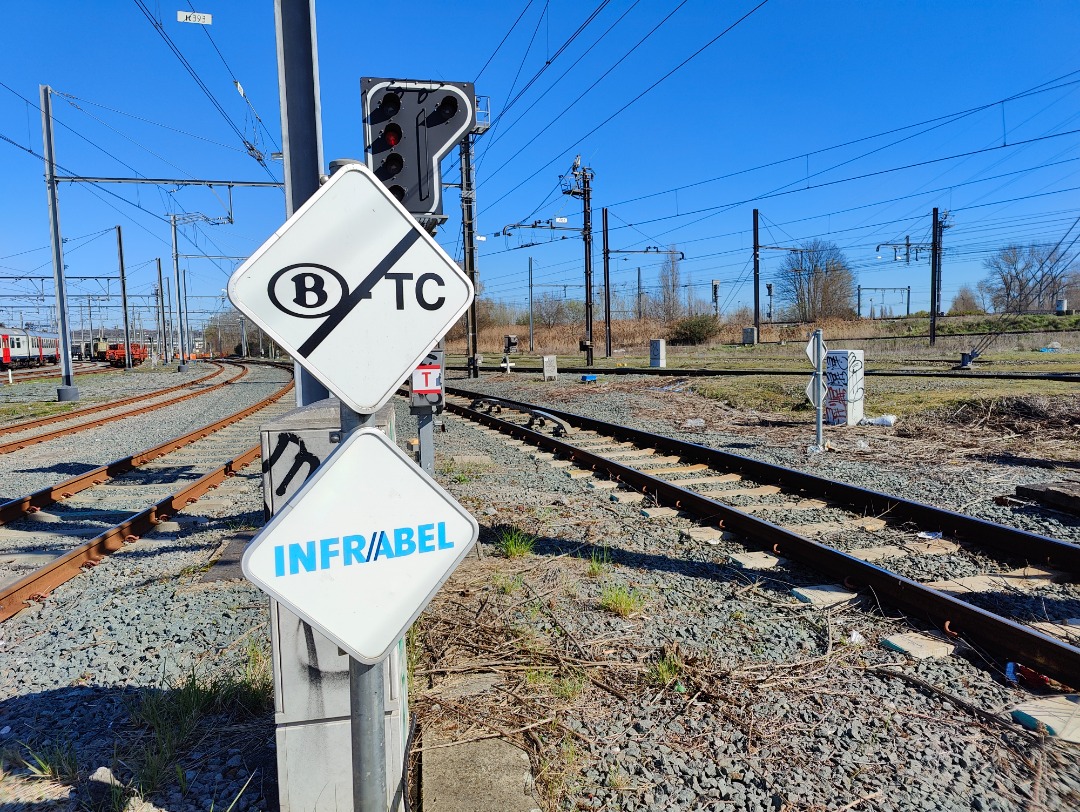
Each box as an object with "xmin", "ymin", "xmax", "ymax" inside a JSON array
[{"xmin": 268, "ymin": 264, "xmax": 349, "ymax": 318}]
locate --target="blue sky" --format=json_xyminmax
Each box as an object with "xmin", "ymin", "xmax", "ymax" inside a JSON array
[{"xmin": 2, "ymin": 1, "xmax": 1078, "ymax": 335}]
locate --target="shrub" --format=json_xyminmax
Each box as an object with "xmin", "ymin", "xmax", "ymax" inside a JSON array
[{"xmin": 669, "ymin": 315, "xmax": 721, "ymax": 345}]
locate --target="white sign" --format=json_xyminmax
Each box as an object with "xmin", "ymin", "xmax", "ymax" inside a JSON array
[
  {"xmin": 805, "ymin": 334, "xmax": 828, "ymax": 367},
  {"xmin": 411, "ymin": 363, "xmax": 441, "ymax": 395},
  {"xmin": 242, "ymin": 428, "xmax": 479, "ymax": 663},
  {"xmin": 177, "ymin": 10, "xmax": 212, "ymax": 24},
  {"xmin": 228, "ymin": 163, "xmax": 473, "ymax": 413},
  {"xmin": 806, "ymin": 375, "xmax": 827, "ymax": 407}
]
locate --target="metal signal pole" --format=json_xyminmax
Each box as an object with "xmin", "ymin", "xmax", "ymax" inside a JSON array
[
  {"xmin": 930, "ymin": 208, "xmax": 939, "ymax": 346},
  {"xmin": 460, "ymin": 133, "xmax": 480, "ymax": 377},
  {"xmin": 602, "ymin": 207, "xmax": 611, "ymax": 358},
  {"xmin": 753, "ymin": 208, "xmax": 760, "ymax": 338},
  {"xmin": 155, "ymin": 259, "xmax": 167, "ymax": 363},
  {"xmin": 116, "ymin": 227, "xmax": 133, "ymax": 370},
  {"xmin": 40, "ymin": 84, "xmax": 78, "ymax": 402}
]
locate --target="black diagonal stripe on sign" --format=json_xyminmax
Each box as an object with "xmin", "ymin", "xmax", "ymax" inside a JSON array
[{"xmin": 297, "ymin": 229, "xmax": 422, "ymax": 357}]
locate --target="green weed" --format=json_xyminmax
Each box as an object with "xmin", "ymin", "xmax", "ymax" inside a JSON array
[
  {"xmin": 599, "ymin": 583, "xmax": 644, "ymax": 617},
  {"xmin": 646, "ymin": 650, "xmax": 684, "ymax": 687},
  {"xmin": 586, "ymin": 546, "xmax": 610, "ymax": 577},
  {"xmin": 494, "ymin": 525, "xmax": 536, "ymax": 558},
  {"xmin": 493, "ymin": 572, "xmax": 524, "ymax": 594},
  {"xmin": 17, "ymin": 739, "xmax": 79, "ymax": 783}
]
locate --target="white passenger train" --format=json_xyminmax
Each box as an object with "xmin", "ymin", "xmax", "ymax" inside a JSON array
[{"xmin": 0, "ymin": 327, "xmax": 60, "ymax": 369}]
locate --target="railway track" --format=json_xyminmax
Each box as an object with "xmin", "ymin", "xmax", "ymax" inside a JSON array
[
  {"xmin": 0, "ymin": 362, "xmax": 242, "ymax": 453},
  {"xmin": 3, "ymin": 362, "xmax": 110, "ymax": 384},
  {"xmin": 0, "ymin": 365, "xmax": 295, "ymax": 621},
  {"xmin": 443, "ymin": 386, "xmax": 1080, "ymax": 688},
  {"xmin": 448, "ymin": 363, "xmax": 1080, "ymax": 383}
]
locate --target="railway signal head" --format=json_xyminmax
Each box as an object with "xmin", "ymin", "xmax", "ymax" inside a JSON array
[{"xmin": 361, "ymin": 78, "xmax": 476, "ymax": 220}]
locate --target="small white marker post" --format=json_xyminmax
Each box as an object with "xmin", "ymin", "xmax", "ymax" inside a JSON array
[{"xmin": 805, "ymin": 329, "xmax": 827, "ymax": 452}]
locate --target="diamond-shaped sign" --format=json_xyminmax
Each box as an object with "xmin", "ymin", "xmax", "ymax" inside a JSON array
[
  {"xmin": 242, "ymin": 428, "xmax": 479, "ymax": 663},
  {"xmin": 805, "ymin": 334, "xmax": 828, "ymax": 368},
  {"xmin": 806, "ymin": 375, "xmax": 827, "ymax": 407},
  {"xmin": 227, "ymin": 163, "xmax": 473, "ymax": 413}
]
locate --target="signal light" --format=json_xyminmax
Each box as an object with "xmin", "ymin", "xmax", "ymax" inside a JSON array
[
  {"xmin": 362, "ymin": 78, "xmax": 476, "ymax": 218},
  {"xmin": 379, "ymin": 92, "xmax": 400, "ymax": 117},
  {"xmin": 436, "ymin": 95, "xmax": 458, "ymax": 120},
  {"xmin": 383, "ymin": 152, "xmax": 404, "ymax": 176}
]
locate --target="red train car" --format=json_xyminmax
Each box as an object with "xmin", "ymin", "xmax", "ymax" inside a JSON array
[{"xmin": 105, "ymin": 343, "xmax": 150, "ymax": 367}]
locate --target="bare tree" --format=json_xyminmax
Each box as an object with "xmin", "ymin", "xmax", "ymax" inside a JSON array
[
  {"xmin": 653, "ymin": 246, "xmax": 683, "ymax": 322},
  {"xmin": 948, "ymin": 284, "xmax": 983, "ymax": 315},
  {"xmin": 775, "ymin": 239, "xmax": 857, "ymax": 321},
  {"xmin": 980, "ymin": 243, "xmax": 1077, "ymax": 313}
]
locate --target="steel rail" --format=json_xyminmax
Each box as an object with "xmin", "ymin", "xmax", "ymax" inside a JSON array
[
  {"xmin": 449, "ymin": 388, "xmax": 1080, "ymax": 572},
  {"xmin": 446, "ymin": 365, "xmax": 1080, "ymax": 382},
  {"xmin": 444, "ymin": 390, "xmax": 1080, "ymax": 687},
  {"xmin": 0, "ymin": 364, "xmax": 251, "ymax": 455},
  {"xmin": 0, "ymin": 444, "xmax": 262, "ymax": 622},
  {"xmin": 0, "ymin": 362, "xmax": 225, "ymax": 437},
  {"xmin": 0, "ymin": 372, "xmax": 293, "ymax": 526}
]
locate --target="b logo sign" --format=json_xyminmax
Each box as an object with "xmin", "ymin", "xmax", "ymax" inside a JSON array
[{"xmin": 268, "ymin": 264, "xmax": 349, "ymax": 318}]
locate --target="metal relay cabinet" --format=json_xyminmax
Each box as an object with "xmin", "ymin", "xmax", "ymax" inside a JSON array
[{"xmin": 260, "ymin": 398, "xmax": 408, "ymax": 812}]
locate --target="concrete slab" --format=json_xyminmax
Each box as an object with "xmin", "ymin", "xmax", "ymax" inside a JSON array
[
  {"xmin": 586, "ymin": 479, "xmax": 619, "ymax": 490},
  {"xmin": 741, "ymin": 499, "xmax": 828, "ymax": 513},
  {"xmin": 792, "ymin": 584, "xmax": 859, "ymax": 607},
  {"xmin": 679, "ymin": 473, "xmax": 742, "ymax": 486},
  {"xmin": 904, "ymin": 539, "xmax": 960, "ymax": 555},
  {"xmin": 729, "ymin": 551, "xmax": 782, "ymax": 569},
  {"xmin": 0, "ymin": 551, "xmax": 57, "ymax": 567},
  {"xmin": 603, "ymin": 448, "xmax": 658, "ymax": 459},
  {"xmin": 436, "ymin": 672, "xmax": 502, "ymax": 700},
  {"xmin": 197, "ymin": 531, "xmax": 254, "ymax": 584},
  {"xmin": 681, "ymin": 526, "xmax": 732, "ymax": 544},
  {"xmin": 454, "ymin": 455, "xmax": 494, "ymax": 466},
  {"xmin": 881, "ymin": 631, "xmax": 958, "ymax": 659},
  {"xmin": 928, "ymin": 567, "xmax": 1066, "ymax": 596},
  {"xmin": 547, "ymin": 459, "xmax": 574, "ymax": 468},
  {"xmin": 1030, "ymin": 618, "xmax": 1080, "ymax": 644},
  {"xmin": 653, "ymin": 463, "xmax": 710, "ymax": 476},
  {"xmin": 639, "ymin": 506, "xmax": 683, "ymax": 519},
  {"xmin": 848, "ymin": 545, "xmax": 909, "ymax": 562},
  {"xmin": 610, "ymin": 491, "xmax": 645, "ymax": 504},
  {"xmin": 422, "ymin": 734, "xmax": 539, "ymax": 812},
  {"xmin": 702, "ymin": 485, "xmax": 782, "ymax": 499},
  {"xmin": 1010, "ymin": 695, "xmax": 1080, "ymax": 742},
  {"xmin": 565, "ymin": 468, "xmax": 595, "ymax": 479},
  {"xmin": 787, "ymin": 516, "xmax": 885, "ymax": 536}
]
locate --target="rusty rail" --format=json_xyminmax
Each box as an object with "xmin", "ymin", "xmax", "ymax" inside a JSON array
[
  {"xmin": 0, "ymin": 363, "xmax": 225, "ymax": 437},
  {"xmin": 0, "ymin": 444, "xmax": 262, "ymax": 621},
  {"xmin": 0, "ymin": 363, "xmax": 250, "ymax": 455}
]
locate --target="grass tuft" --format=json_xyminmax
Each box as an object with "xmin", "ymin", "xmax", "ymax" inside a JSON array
[
  {"xmin": 586, "ymin": 546, "xmax": 610, "ymax": 577},
  {"xmin": 598, "ymin": 583, "xmax": 644, "ymax": 617},
  {"xmin": 646, "ymin": 649, "xmax": 685, "ymax": 687},
  {"xmin": 17, "ymin": 739, "xmax": 79, "ymax": 783},
  {"xmin": 494, "ymin": 525, "xmax": 536, "ymax": 558}
]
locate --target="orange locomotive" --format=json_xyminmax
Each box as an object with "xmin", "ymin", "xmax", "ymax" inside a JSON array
[{"xmin": 105, "ymin": 342, "xmax": 150, "ymax": 367}]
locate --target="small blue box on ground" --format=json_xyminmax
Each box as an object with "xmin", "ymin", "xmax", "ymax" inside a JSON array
[{"xmin": 580, "ymin": 374, "xmax": 598, "ymax": 383}]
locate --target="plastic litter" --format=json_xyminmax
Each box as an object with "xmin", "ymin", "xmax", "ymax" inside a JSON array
[
  {"xmin": 682, "ymin": 418, "xmax": 706, "ymax": 428},
  {"xmin": 917, "ymin": 531, "xmax": 943, "ymax": 540},
  {"xmin": 858, "ymin": 415, "xmax": 897, "ymax": 427},
  {"xmin": 855, "ymin": 440, "xmax": 870, "ymax": 451},
  {"xmin": 847, "ymin": 631, "xmax": 866, "ymax": 645}
]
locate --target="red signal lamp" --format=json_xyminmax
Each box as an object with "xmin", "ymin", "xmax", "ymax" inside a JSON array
[{"xmin": 384, "ymin": 122, "xmax": 403, "ymax": 148}]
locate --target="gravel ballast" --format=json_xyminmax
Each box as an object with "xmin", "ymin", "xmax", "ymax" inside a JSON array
[{"xmin": 0, "ymin": 372, "xmax": 1077, "ymax": 811}]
